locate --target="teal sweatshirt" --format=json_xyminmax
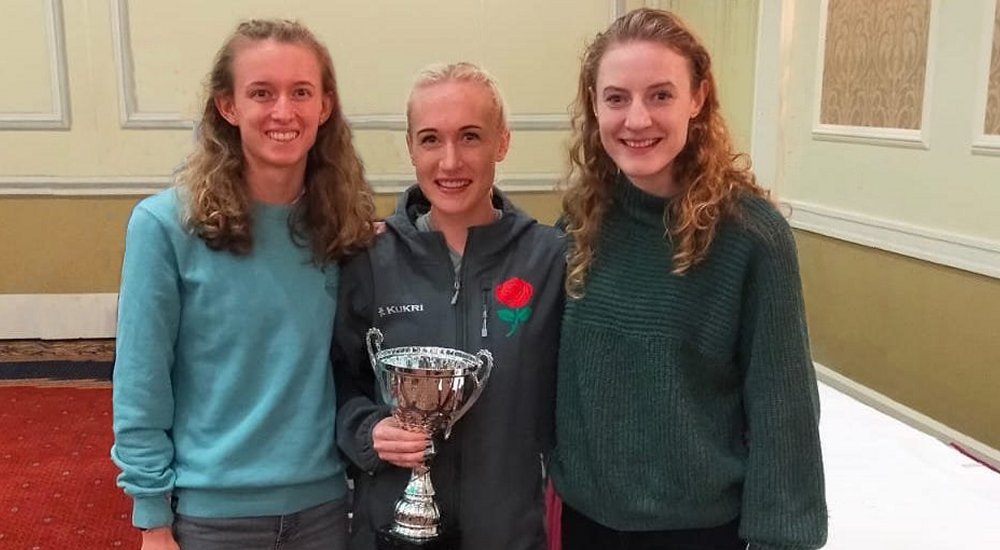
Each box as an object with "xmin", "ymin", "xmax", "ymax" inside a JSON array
[
  {"xmin": 552, "ymin": 177, "xmax": 827, "ymax": 549},
  {"xmin": 111, "ymin": 189, "xmax": 346, "ymax": 529}
]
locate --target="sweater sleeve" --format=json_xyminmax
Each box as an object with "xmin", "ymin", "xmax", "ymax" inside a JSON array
[
  {"xmin": 110, "ymin": 204, "xmax": 181, "ymax": 529},
  {"xmin": 333, "ymin": 251, "xmax": 391, "ymax": 475},
  {"xmin": 737, "ymin": 215, "xmax": 828, "ymax": 550}
]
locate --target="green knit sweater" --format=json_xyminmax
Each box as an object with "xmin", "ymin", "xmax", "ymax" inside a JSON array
[{"xmin": 551, "ymin": 177, "xmax": 827, "ymax": 550}]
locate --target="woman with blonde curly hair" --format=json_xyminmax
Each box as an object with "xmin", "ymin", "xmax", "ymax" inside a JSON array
[
  {"xmin": 551, "ymin": 8, "xmax": 827, "ymax": 550},
  {"xmin": 111, "ymin": 19, "xmax": 374, "ymax": 550}
]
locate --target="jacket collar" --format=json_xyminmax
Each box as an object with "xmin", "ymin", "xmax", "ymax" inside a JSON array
[{"xmin": 385, "ymin": 184, "xmax": 536, "ymax": 261}]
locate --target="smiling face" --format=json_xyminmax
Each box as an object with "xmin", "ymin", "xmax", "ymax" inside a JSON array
[
  {"xmin": 594, "ymin": 40, "xmax": 706, "ymax": 197},
  {"xmin": 406, "ymin": 80, "xmax": 510, "ymax": 226},
  {"xmin": 214, "ymin": 39, "xmax": 332, "ymax": 191}
]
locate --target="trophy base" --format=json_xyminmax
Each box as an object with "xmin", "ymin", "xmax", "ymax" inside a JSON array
[{"xmin": 375, "ymin": 525, "xmax": 459, "ymax": 550}]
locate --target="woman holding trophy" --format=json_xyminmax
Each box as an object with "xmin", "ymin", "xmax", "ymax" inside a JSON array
[{"xmin": 333, "ymin": 62, "xmax": 565, "ymax": 550}]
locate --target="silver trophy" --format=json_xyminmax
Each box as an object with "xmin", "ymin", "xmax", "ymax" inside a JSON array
[{"xmin": 366, "ymin": 327, "xmax": 493, "ymax": 548}]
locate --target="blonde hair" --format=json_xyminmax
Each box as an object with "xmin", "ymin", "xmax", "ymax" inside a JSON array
[
  {"xmin": 405, "ymin": 62, "xmax": 509, "ymax": 132},
  {"xmin": 562, "ymin": 8, "xmax": 766, "ymax": 297},
  {"xmin": 177, "ymin": 19, "xmax": 375, "ymax": 263}
]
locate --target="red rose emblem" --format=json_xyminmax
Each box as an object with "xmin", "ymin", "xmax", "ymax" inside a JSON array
[
  {"xmin": 495, "ymin": 278, "xmax": 534, "ymax": 337},
  {"xmin": 495, "ymin": 278, "xmax": 534, "ymax": 309}
]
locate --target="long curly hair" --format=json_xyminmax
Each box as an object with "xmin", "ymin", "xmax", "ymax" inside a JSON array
[
  {"xmin": 176, "ymin": 19, "xmax": 374, "ymax": 263},
  {"xmin": 562, "ymin": 8, "xmax": 766, "ymax": 297}
]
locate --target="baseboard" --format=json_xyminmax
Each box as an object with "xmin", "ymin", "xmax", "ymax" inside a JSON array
[
  {"xmin": 816, "ymin": 363, "xmax": 1000, "ymax": 471},
  {"xmin": 0, "ymin": 294, "xmax": 118, "ymax": 339}
]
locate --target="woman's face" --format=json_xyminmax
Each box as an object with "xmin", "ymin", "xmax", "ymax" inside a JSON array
[
  {"xmin": 407, "ymin": 80, "xmax": 510, "ymax": 224},
  {"xmin": 593, "ymin": 40, "xmax": 705, "ymax": 197},
  {"xmin": 214, "ymin": 40, "xmax": 332, "ymax": 188}
]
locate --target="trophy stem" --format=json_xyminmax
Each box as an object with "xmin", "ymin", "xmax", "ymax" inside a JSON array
[{"xmin": 390, "ymin": 465, "xmax": 441, "ymax": 540}]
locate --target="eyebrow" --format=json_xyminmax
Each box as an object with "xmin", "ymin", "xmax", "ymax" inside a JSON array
[
  {"xmin": 414, "ymin": 124, "xmax": 484, "ymax": 135},
  {"xmin": 601, "ymin": 82, "xmax": 677, "ymax": 94},
  {"xmin": 245, "ymin": 80, "xmax": 318, "ymax": 88}
]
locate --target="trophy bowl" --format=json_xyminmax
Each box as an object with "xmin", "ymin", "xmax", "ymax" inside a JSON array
[{"xmin": 366, "ymin": 328, "xmax": 493, "ymax": 548}]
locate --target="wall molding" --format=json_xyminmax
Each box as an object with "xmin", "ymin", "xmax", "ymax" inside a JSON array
[
  {"xmin": 0, "ymin": 176, "xmax": 172, "ymax": 196},
  {"xmin": 614, "ymin": 0, "xmax": 628, "ymax": 18},
  {"xmin": 810, "ymin": 125, "xmax": 929, "ymax": 149},
  {"xmin": 0, "ymin": 174, "xmax": 559, "ymax": 196},
  {"xmin": 0, "ymin": 0, "xmax": 70, "ymax": 130},
  {"xmin": 0, "ymin": 294, "xmax": 118, "ymax": 339},
  {"xmin": 109, "ymin": 0, "xmax": 626, "ymax": 131},
  {"xmin": 786, "ymin": 199, "xmax": 1000, "ymax": 280},
  {"xmin": 972, "ymin": 0, "xmax": 1000, "ymax": 156},
  {"xmin": 367, "ymin": 173, "xmax": 560, "ymax": 194},
  {"xmin": 110, "ymin": 0, "xmax": 191, "ymax": 129},
  {"xmin": 815, "ymin": 363, "xmax": 1000, "ymax": 472},
  {"xmin": 810, "ymin": 0, "xmax": 937, "ymax": 149},
  {"xmin": 751, "ymin": 0, "xmax": 791, "ymax": 192},
  {"xmin": 346, "ymin": 113, "xmax": 569, "ymax": 131},
  {"xmin": 972, "ymin": 133, "xmax": 1000, "ymax": 156}
]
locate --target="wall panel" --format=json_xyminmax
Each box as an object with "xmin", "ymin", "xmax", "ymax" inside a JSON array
[
  {"xmin": 0, "ymin": 2, "xmax": 54, "ymax": 113},
  {"xmin": 0, "ymin": 0, "xmax": 69, "ymax": 129},
  {"xmin": 985, "ymin": 0, "xmax": 1000, "ymax": 135},
  {"xmin": 819, "ymin": 0, "xmax": 930, "ymax": 130},
  {"xmin": 1, "ymin": 0, "xmax": 623, "ymax": 191}
]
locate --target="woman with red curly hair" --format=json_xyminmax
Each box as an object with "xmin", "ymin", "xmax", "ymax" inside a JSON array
[{"xmin": 551, "ymin": 8, "xmax": 827, "ymax": 550}]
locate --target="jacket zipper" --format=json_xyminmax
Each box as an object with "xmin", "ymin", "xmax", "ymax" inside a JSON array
[
  {"xmin": 480, "ymin": 288, "xmax": 490, "ymax": 338},
  {"xmin": 450, "ymin": 247, "xmax": 467, "ymax": 532}
]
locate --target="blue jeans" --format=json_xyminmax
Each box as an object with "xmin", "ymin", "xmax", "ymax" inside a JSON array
[{"xmin": 173, "ymin": 498, "xmax": 348, "ymax": 550}]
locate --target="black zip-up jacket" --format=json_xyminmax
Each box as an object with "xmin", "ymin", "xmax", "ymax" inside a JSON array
[{"xmin": 334, "ymin": 186, "xmax": 566, "ymax": 550}]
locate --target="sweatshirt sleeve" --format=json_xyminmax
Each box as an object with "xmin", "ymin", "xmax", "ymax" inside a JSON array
[
  {"xmin": 738, "ymin": 214, "xmax": 828, "ymax": 550},
  {"xmin": 333, "ymin": 251, "xmax": 391, "ymax": 475},
  {"xmin": 110, "ymin": 204, "xmax": 181, "ymax": 529}
]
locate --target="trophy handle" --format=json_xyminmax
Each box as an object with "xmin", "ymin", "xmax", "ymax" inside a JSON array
[
  {"xmin": 367, "ymin": 327, "xmax": 395, "ymax": 408},
  {"xmin": 444, "ymin": 349, "xmax": 493, "ymax": 440},
  {"xmin": 366, "ymin": 327, "xmax": 384, "ymax": 372}
]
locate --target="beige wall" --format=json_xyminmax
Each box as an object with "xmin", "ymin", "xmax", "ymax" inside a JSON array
[
  {"xmin": 765, "ymin": 0, "xmax": 1000, "ymax": 453},
  {"xmin": 1, "ymin": 0, "xmax": 752, "ymax": 297},
  {"xmin": 0, "ymin": 0, "xmax": 614, "ymax": 179},
  {"xmin": 796, "ymin": 231, "xmax": 1000, "ymax": 449},
  {"xmin": 0, "ymin": 198, "xmax": 140, "ymax": 293},
  {"xmin": 1, "ymin": 0, "xmax": 620, "ymax": 297},
  {"xmin": 655, "ymin": 0, "xmax": 761, "ymax": 151},
  {"xmin": 0, "ymin": 192, "xmax": 561, "ymax": 294},
  {"xmin": 778, "ymin": 0, "xmax": 1000, "ymax": 241}
]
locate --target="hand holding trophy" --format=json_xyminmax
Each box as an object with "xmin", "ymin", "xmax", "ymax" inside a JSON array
[{"xmin": 366, "ymin": 327, "xmax": 493, "ymax": 550}]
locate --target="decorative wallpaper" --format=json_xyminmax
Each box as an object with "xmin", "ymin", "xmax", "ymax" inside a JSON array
[
  {"xmin": 986, "ymin": 0, "xmax": 1000, "ymax": 135},
  {"xmin": 819, "ymin": 0, "xmax": 930, "ymax": 130}
]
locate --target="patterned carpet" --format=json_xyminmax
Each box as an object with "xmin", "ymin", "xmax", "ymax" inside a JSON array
[
  {"xmin": 0, "ymin": 385, "xmax": 136, "ymax": 548},
  {"xmin": 0, "ymin": 339, "xmax": 133, "ymax": 548}
]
